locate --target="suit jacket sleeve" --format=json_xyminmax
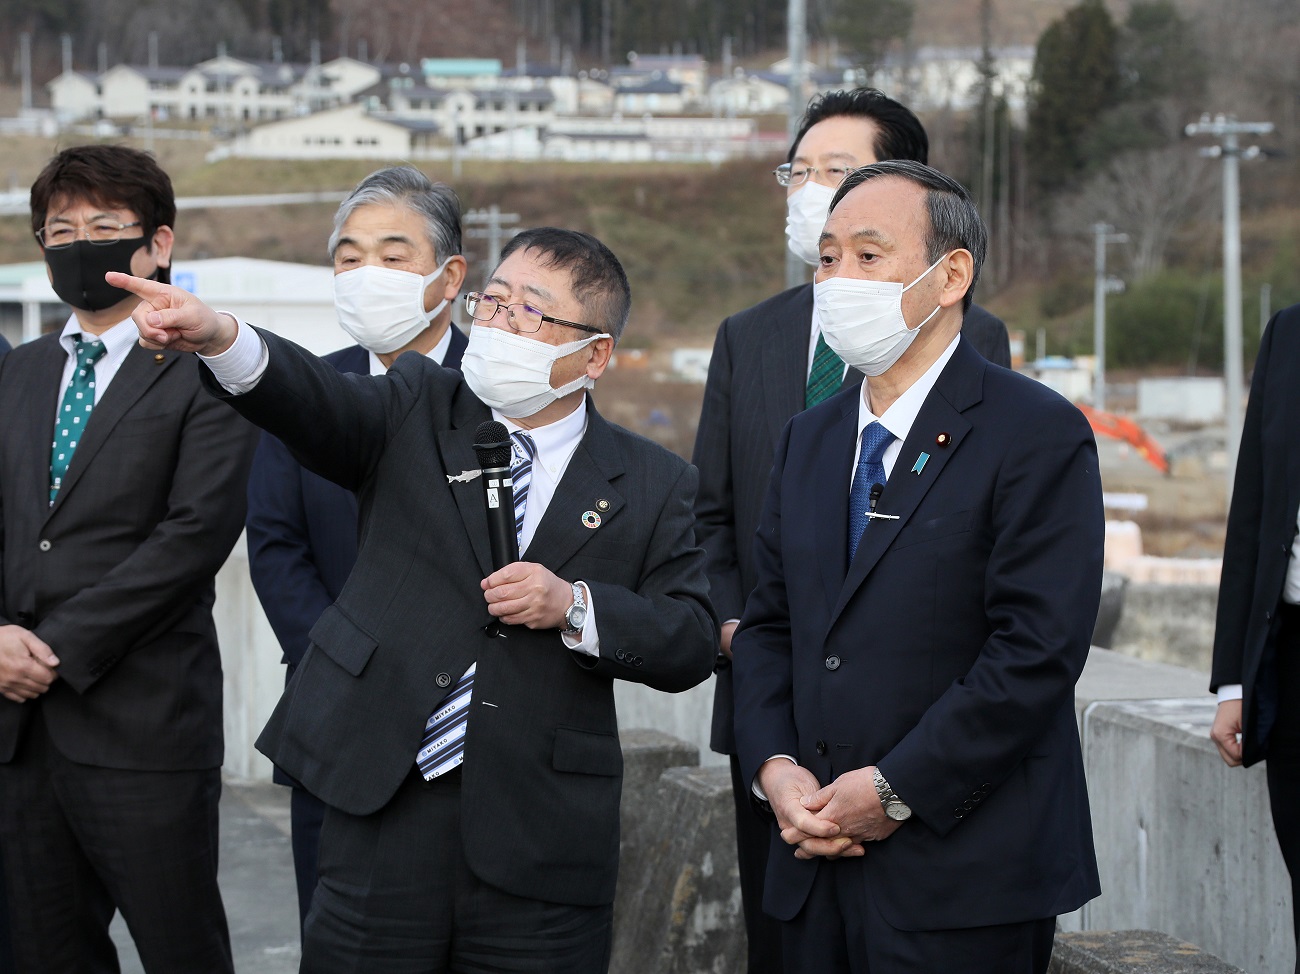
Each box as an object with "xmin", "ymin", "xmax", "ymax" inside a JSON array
[
  {"xmin": 245, "ymin": 431, "xmax": 336, "ymax": 667},
  {"xmin": 1212, "ymin": 312, "xmax": 1276, "ymax": 690},
  {"xmin": 34, "ymin": 387, "xmax": 258, "ymax": 692},
  {"xmin": 202, "ymin": 328, "xmax": 422, "ymax": 491},
  {"xmin": 691, "ymin": 315, "xmax": 746, "ymax": 622},
  {"xmin": 964, "ymin": 305, "xmax": 1012, "ymax": 369},
  {"xmin": 878, "ymin": 397, "xmax": 1103, "ymax": 835},
  {"xmin": 580, "ymin": 462, "xmax": 718, "ymax": 694},
  {"xmin": 731, "ymin": 421, "xmax": 800, "ymax": 782}
]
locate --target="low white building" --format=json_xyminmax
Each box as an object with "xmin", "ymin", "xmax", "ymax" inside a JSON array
[
  {"xmin": 868, "ymin": 45, "xmax": 1036, "ymax": 119},
  {"xmin": 708, "ymin": 70, "xmax": 792, "ymax": 115},
  {"xmin": 0, "ymin": 257, "xmax": 347, "ymax": 354},
  {"xmin": 220, "ymin": 104, "xmax": 442, "ymax": 160},
  {"xmin": 611, "ymin": 76, "xmax": 687, "ymax": 115}
]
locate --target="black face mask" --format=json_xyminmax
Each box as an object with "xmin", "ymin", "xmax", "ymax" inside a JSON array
[{"xmin": 45, "ymin": 238, "xmax": 158, "ymax": 313}]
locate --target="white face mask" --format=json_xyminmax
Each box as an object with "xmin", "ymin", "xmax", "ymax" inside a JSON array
[
  {"xmin": 814, "ymin": 253, "xmax": 949, "ymax": 377},
  {"xmin": 460, "ymin": 326, "xmax": 610, "ymax": 419},
  {"xmin": 785, "ymin": 180, "xmax": 839, "ymax": 266},
  {"xmin": 333, "ymin": 259, "xmax": 451, "ymax": 354}
]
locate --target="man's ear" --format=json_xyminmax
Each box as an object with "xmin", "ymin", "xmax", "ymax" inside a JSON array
[
  {"xmin": 585, "ymin": 336, "xmax": 615, "ymax": 381},
  {"xmin": 149, "ymin": 225, "xmax": 175, "ymax": 270},
  {"xmin": 937, "ymin": 249, "xmax": 974, "ymax": 310}
]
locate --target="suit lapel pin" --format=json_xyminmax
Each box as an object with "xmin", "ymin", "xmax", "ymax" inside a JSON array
[
  {"xmin": 154, "ymin": 353, "xmax": 165, "ymax": 363},
  {"xmin": 582, "ymin": 511, "xmax": 602, "ymax": 529},
  {"xmin": 912, "ymin": 452, "xmax": 930, "ymax": 475},
  {"xmin": 936, "ymin": 432, "xmax": 951, "ymax": 447},
  {"xmin": 446, "ymin": 469, "xmax": 482, "ymax": 484},
  {"xmin": 596, "ymin": 498, "xmax": 610, "ymax": 512}
]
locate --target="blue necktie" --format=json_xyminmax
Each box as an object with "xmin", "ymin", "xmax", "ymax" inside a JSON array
[
  {"xmin": 416, "ymin": 430, "xmax": 538, "ymax": 780},
  {"xmin": 848, "ymin": 422, "xmax": 895, "ymax": 561}
]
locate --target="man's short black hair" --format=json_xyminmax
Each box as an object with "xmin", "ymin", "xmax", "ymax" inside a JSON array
[
  {"xmin": 830, "ymin": 160, "xmax": 986, "ymax": 312},
  {"xmin": 788, "ymin": 88, "xmax": 929, "ymax": 166},
  {"xmin": 30, "ymin": 144, "xmax": 177, "ymax": 285},
  {"xmin": 496, "ymin": 228, "xmax": 631, "ymax": 342}
]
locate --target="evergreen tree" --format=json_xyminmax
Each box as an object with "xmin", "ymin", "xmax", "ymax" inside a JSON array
[{"xmin": 1027, "ymin": 0, "xmax": 1121, "ymax": 192}]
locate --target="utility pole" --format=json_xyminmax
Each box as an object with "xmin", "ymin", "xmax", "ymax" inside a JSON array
[
  {"xmin": 784, "ymin": 0, "xmax": 808, "ymax": 291},
  {"xmin": 61, "ymin": 34, "xmax": 72, "ymax": 76},
  {"xmin": 19, "ymin": 33, "xmax": 32, "ymax": 111},
  {"xmin": 1092, "ymin": 223, "xmax": 1127, "ymax": 412},
  {"xmin": 465, "ymin": 206, "xmax": 522, "ymax": 286},
  {"xmin": 1185, "ymin": 113, "xmax": 1274, "ymax": 498}
]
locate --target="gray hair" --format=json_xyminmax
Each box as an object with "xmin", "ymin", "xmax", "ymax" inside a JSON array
[
  {"xmin": 327, "ymin": 165, "xmax": 462, "ymax": 262},
  {"xmin": 829, "ymin": 159, "xmax": 986, "ymax": 311}
]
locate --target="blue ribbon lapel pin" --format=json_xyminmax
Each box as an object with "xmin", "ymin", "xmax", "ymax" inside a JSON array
[{"xmin": 911, "ymin": 452, "xmax": 930, "ymax": 475}]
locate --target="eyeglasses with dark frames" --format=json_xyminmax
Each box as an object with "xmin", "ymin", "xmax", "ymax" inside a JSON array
[{"xmin": 463, "ymin": 291, "xmax": 604, "ymax": 336}]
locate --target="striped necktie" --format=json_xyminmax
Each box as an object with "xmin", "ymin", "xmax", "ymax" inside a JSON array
[
  {"xmin": 510, "ymin": 430, "xmax": 535, "ymax": 553},
  {"xmin": 416, "ymin": 429, "xmax": 538, "ymax": 781},
  {"xmin": 806, "ymin": 333, "xmax": 845, "ymax": 408},
  {"xmin": 50, "ymin": 337, "xmax": 107, "ymax": 503}
]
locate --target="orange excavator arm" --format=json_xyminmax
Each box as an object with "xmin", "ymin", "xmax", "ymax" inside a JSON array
[{"xmin": 1077, "ymin": 404, "xmax": 1170, "ymax": 475}]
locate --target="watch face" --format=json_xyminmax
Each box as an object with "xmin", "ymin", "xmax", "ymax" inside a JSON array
[
  {"xmin": 568, "ymin": 605, "xmax": 588, "ymax": 630},
  {"xmin": 885, "ymin": 802, "xmax": 912, "ymax": 822}
]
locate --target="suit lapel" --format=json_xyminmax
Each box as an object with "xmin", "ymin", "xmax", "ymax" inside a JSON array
[
  {"xmin": 47, "ymin": 344, "xmax": 178, "ymax": 519},
  {"xmin": 828, "ymin": 340, "xmax": 985, "ymax": 629},
  {"xmin": 13, "ymin": 338, "xmax": 67, "ymax": 513},
  {"xmin": 814, "ymin": 394, "xmax": 861, "ymax": 605},
  {"xmin": 762, "ymin": 285, "xmax": 815, "ymax": 444},
  {"xmin": 437, "ymin": 425, "xmax": 496, "ymax": 579},
  {"xmin": 526, "ymin": 404, "xmax": 625, "ymax": 572}
]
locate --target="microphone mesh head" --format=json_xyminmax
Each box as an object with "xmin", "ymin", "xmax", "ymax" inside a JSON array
[{"xmin": 473, "ymin": 420, "xmax": 512, "ymax": 468}]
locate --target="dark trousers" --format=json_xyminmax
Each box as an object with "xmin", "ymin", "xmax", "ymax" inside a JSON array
[
  {"xmin": 729, "ymin": 754, "xmax": 784, "ymax": 973},
  {"xmin": 302, "ymin": 766, "xmax": 613, "ymax": 974},
  {"xmin": 290, "ymin": 785, "xmax": 327, "ymax": 935},
  {"xmin": 782, "ymin": 856, "xmax": 1056, "ymax": 974},
  {"xmin": 1270, "ymin": 611, "xmax": 1300, "ymax": 973},
  {"xmin": 0, "ymin": 712, "xmax": 233, "ymax": 974}
]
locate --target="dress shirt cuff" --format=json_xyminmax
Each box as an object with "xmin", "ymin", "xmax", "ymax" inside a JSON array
[
  {"xmin": 198, "ymin": 314, "xmax": 269, "ymax": 394},
  {"xmin": 561, "ymin": 581, "xmax": 599, "ymax": 657},
  {"xmin": 1217, "ymin": 684, "xmax": 1244, "ymax": 704},
  {"xmin": 752, "ymin": 754, "xmax": 798, "ymax": 801}
]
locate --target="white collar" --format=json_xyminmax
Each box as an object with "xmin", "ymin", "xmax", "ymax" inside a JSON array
[
  {"xmin": 367, "ymin": 325, "xmax": 454, "ymax": 376},
  {"xmin": 58, "ymin": 314, "xmax": 139, "ymax": 358},
  {"xmin": 857, "ymin": 334, "xmax": 961, "ymax": 444},
  {"xmin": 497, "ymin": 398, "xmax": 589, "ymax": 476}
]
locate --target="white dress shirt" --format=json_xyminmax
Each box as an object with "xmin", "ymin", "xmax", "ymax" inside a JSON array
[
  {"xmin": 366, "ymin": 323, "xmax": 453, "ymax": 376},
  {"xmin": 52, "ymin": 315, "xmax": 141, "ymax": 425},
  {"xmin": 200, "ymin": 317, "xmax": 599, "ymax": 654}
]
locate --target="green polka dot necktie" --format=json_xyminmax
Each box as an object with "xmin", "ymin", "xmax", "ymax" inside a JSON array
[
  {"xmin": 50, "ymin": 337, "xmax": 107, "ymax": 503},
  {"xmin": 805, "ymin": 332, "xmax": 846, "ymax": 408}
]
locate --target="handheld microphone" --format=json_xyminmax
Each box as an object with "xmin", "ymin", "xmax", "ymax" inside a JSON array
[
  {"xmin": 868, "ymin": 483, "xmax": 884, "ymax": 514},
  {"xmin": 472, "ymin": 420, "xmax": 519, "ymax": 571}
]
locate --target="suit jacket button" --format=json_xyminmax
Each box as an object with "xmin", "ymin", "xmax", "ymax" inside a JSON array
[
  {"xmin": 615, "ymin": 650, "xmax": 625, "ymax": 661},
  {"xmin": 954, "ymin": 809, "xmax": 965, "ymax": 818},
  {"xmin": 38, "ymin": 539, "xmax": 52, "ymax": 552},
  {"xmin": 825, "ymin": 655, "xmax": 841, "ymax": 671},
  {"xmin": 436, "ymin": 672, "xmax": 452, "ymax": 688},
  {"xmin": 815, "ymin": 740, "xmax": 827, "ymax": 756}
]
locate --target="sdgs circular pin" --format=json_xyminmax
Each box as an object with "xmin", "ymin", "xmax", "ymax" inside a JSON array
[{"xmin": 582, "ymin": 511, "xmax": 602, "ymax": 529}]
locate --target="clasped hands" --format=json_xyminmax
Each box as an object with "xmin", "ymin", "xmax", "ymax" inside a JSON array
[
  {"xmin": 0, "ymin": 626, "xmax": 60, "ymax": 704},
  {"xmin": 759, "ymin": 758, "xmax": 903, "ymax": 860}
]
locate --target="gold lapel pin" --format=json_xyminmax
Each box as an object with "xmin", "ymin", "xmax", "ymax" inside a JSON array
[{"xmin": 154, "ymin": 353, "xmax": 165, "ymax": 363}]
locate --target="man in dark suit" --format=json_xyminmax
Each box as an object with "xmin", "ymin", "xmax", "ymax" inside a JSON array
[
  {"xmin": 245, "ymin": 165, "xmax": 469, "ymax": 932},
  {"xmin": 731, "ymin": 161, "xmax": 1102, "ymax": 972},
  {"xmin": 0, "ymin": 328, "xmax": 9, "ymax": 974},
  {"xmin": 1211, "ymin": 302, "xmax": 1300, "ymax": 971},
  {"xmin": 0, "ymin": 145, "xmax": 256, "ymax": 972},
  {"xmin": 112, "ymin": 225, "xmax": 717, "ymax": 973},
  {"xmin": 693, "ymin": 86, "xmax": 1012, "ymax": 973}
]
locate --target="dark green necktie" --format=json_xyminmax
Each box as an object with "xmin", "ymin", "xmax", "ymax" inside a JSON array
[
  {"xmin": 805, "ymin": 333, "xmax": 846, "ymax": 408},
  {"xmin": 50, "ymin": 337, "xmax": 107, "ymax": 503}
]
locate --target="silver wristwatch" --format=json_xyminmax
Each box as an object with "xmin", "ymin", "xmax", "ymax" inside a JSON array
[
  {"xmin": 563, "ymin": 582, "xmax": 588, "ymax": 634},
  {"xmin": 872, "ymin": 767, "xmax": 912, "ymax": 821}
]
